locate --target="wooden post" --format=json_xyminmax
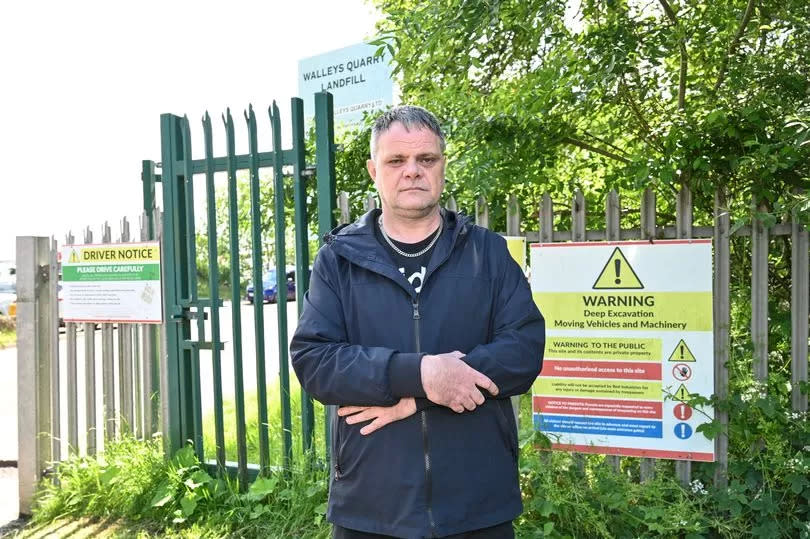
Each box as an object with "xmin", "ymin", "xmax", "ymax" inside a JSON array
[
  {"xmin": 713, "ymin": 189, "xmax": 730, "ymax": 487},
  {"xmin": 338, "ymin": 192, "xmax": 351, "ymax": 225},
  {"xmin": 675, "ymin": 186, "xmax": 693, "ymax": 487},
  {"xmin": 791, "ymin": 194, "xmax": 809, "ymax": 412},
  {"xmin": 639, "ymin": 188, "xmax": 656, "ymax": 482},
  {"xmin": 540, "ymin": 193, "xmax": 554, "ymax": 243},
  {"xmin": 446, "ymin": 196, "xmax": 458, "ymax": 213},
  {"xmin": 751, "ymin": 201, "xmax": 769, "ymax": 382},
  {"xmin": 605, "ymin": 190, "xmax": 621, "ymax": 474},
  {"xmin": 505, "ymin": 194, "xmax": 522, "ymax": 430},
  {"xmin": 476, "ymin": 196, "xmax": 489, "ymax": 229},
  {"xmin": 365, "ymin": 192, "xmax": 378, "ymax": 212}
]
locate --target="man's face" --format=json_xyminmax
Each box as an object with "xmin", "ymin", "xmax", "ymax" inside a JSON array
[{"xmin": 367, "ymin": 122, "xmax": 445, "ymax": 220}]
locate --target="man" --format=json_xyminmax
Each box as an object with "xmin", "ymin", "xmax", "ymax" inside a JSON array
[{"xmin": 291, "ymin": 106, "xmax": 545, "ymax": 538}]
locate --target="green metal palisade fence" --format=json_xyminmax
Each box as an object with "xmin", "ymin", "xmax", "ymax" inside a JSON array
[{"xmin": 152, "ymin": 92, "xmax": 335, "ymax": 485}]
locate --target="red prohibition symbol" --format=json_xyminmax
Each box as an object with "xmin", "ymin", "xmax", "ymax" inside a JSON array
[
  {"xmin": 673, "ymin": 363, "xmax": 692, "ymax": 381},
  {"xmin": 674, "ymin": 403, "xmax": 693, "ymax": 420}
]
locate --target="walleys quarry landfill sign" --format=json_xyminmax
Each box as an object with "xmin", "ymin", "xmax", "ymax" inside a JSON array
[
  {"xmin": 61, "ymin": 242, "xmax": 162, "ymax": 324},
  {"xmin": 298, "ymin": 42, "xmax": 394, "ymax": 126},
  {"xmin": 530, "ymin": 240, "xmax": 715, "ymax": 461}
]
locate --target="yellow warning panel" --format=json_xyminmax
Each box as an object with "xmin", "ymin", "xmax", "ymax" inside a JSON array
[
  {"xmin": 504, "ymin": 236, "xmax": 526, "ymax": 270},
  {"xmin": 534, "ymin": 377, "xmax": 662, "ymax": 400},
  {"xmin": 667, "ymin": 339, "xmax": 697, "ymax": 362},
  {"xmin": 674, "ymin": 383, "xmax": 691, "ymax": 401},
  {"xmin": 593, "ymin": 247, "xmax": 644, "ymax": 290},
  {"xmin": 68, "ymin": 250, "xmax": 80, "ymax": 263},
  {"xmin": 546, "ymin": 336, "xmax": 661, "ymax": 361},
  {"xmin": 534, "ymin": 292, "xmax": 714, "ymax": 332}
]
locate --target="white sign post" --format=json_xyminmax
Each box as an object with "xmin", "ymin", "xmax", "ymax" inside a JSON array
[
  {"xmin": 298, "ymin": 42, "xmax": 394, "ymax": 126},
  {"xmin": 61, "ymin": 242, "xmax": 162, "ymax": 324},
  {"xmin": 530, "ymin": 240, "xmax": 714, "ymax": 461}
]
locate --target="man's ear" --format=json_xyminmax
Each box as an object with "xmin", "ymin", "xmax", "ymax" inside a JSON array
[{"xmin": 366, "ymin": 159, "xmax": 377, "ymax": 183}]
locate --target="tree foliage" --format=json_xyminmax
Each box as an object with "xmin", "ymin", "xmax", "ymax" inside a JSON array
[{"xmin": 371, "ymin": 0, "xmax": 810, "ymax": 229}]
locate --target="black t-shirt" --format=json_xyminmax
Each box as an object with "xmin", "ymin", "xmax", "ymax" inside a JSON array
[{"xmin": 373, "ymin": 215, "xmax": 441, "ymax": 294}]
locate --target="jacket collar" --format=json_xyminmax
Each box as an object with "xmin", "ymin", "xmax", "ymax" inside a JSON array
[{"xmin": 325, "ymin": 207, "xmax": 472, "ymax": 296}]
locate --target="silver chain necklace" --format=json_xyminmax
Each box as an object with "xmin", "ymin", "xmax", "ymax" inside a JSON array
[{"xmin": 377, "ymin": 215, "xmax": 443, "ymax": 258}]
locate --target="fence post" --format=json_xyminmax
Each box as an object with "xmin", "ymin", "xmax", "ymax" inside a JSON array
[
  {"xmin": 570, "ymin": 191, "xmax": 587, "ymax": 473},
  {"xmin": 639, "ymin": 188, "xmax": 656, "ymax": 482},
  {"xmin": 675, "ymin": 185, "xmax": 693, "ymax": 487},
  {"xmin": 605, "ymin": 189, "xmax": 621, "ymax": 473},
  {"xmin": 791, "ymin": 193, "xmax": 809, "ymax": 413},
  {"xmin": 338, "ymin": 192, "xmax": 351, "ymax": 225},
  {"xmin": 83, "ymin": 227, "xmax": 97, "ymax": 456},
  {"xmin": 751, "ymin": 201, "xmax": 769, "ymax": 382},
  {"xmin": 16, "ymin": 236, "xmax": 56, "ymax": 515},
  {"xmin": 101, "ymin": 222, "xmax": 116, "ymax": 442},
  {"xmin": 365, "ymin": 192, "xmax": 378, "ymax": 212},
  {"xmin": 315, "ymin": 91, "xmax": 337, "ymax": 466},
  {"xmin": 506, "ymin": 194, "xmax": 520, "ymax": 236},
  {"xmin": 120, "ymin": 217, "xmax": 134, "ymax": 435},
  {"xmin": 64, "ymin": 231, "xmax": 78, "ymax": 454},
  {"xmin": 713, "ymin": 189, "xmax": 730, "ymax": 487},
  {"xmin": 141, "ymin": 160, "xmax": 159, "ymax": 439},
  {"xmin": 540, "ymin": 193, "xmax": 553, "ymax": 243},
  {"xmin": 48, "ymin": 238, "xmax": 60, "ymax": 464},
  {"xmin": 475, "ymin": 196, "xmax": 489, "ymax": 229},
  {"xmin": 505, "ymin": 194, "xmax": 522, "ymax": 430},
  {"xmin": 446, "ymin": 195, "xmax": 457, "ymax": 213}
]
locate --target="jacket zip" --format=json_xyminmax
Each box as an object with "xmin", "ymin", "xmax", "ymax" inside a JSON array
[
  {"xmin": 333, "ymin": 406, "xmax": 342, "ymax": 480},
  {"xmin": 413, "ymin": 297, "xmax": 437, "ymax": 537}
]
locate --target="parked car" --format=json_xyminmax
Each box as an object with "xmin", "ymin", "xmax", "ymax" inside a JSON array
[
  {"xmin": 245, "ymin": 268, "xmax": 296, "ymax": 304},
  {"xmin": 0, "ymin": 281, "xmax": 16, "ymax": 317}
]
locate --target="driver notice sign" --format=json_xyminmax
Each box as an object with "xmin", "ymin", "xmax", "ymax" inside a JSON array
[
  {"xmin": 530, "ymin": 240, "xmax": 714, "ymax": 461},
  {"xmin": 61, "ymin": 242, "xmax": 162, "ymax": 323}
]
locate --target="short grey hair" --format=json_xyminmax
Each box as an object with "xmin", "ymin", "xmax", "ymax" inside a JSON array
[{"xmin": 370, "ymin": 105, "xmax": 446, "ymax": 159}]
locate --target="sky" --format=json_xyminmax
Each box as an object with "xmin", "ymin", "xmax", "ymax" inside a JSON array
[{"xmin": 0, "ymin": 0, "xmax": 380, "ymax": 262}]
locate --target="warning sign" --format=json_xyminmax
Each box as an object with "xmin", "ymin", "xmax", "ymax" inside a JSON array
[
  {"xmin": 673, "ymin": 383, "xmax": 691, "ymax": 401},
  {"xmin": 667, "ymin": 339, "xmax": 697, "ymax": 362},
  {"xmin": 60, "ymin": 242, "xmax": 162, "ymax": 324},
  {"xmin": 530, "ymin": 240, "xmax": 715, "ymax": 462},
  {"xmin": 593, "ymin": 247, "xmax": 644, "ymax": 289}
]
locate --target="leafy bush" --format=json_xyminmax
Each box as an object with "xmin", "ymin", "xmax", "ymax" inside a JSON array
[
  {"xmin": 33, "ymin": 439, "xmax": 329, "ymax": 538},
  {"xmin": 0, "ymin": 314, "xmax": 15, "ymax": 332}
]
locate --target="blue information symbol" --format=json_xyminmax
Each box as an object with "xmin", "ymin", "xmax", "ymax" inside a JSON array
[{"xmin": 674, "ymin": 423, "xmax": 693, "ymax": 439}]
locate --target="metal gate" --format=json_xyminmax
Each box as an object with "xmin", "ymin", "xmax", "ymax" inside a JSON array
[{"xmin": 149, "ymin": 92, "xmax": 337, "ymax": 485}]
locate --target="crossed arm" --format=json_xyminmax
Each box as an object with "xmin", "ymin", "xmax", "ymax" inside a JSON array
[
  {"xmin": 290, "ymin": 244, "xmax": 545, "ymax": 436},
  {"xmin": 339, "ymin": 351, "xmax": 500, "ymax": 435}
]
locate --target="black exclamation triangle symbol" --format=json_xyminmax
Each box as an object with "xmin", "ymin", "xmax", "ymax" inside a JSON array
[
  {"xmin": 614, "ymin": 259, "xmax": 621, "ymax": 285},
  {"xmin": 680, "ymin": 344, "xmax": 684, "ymax": 360}
]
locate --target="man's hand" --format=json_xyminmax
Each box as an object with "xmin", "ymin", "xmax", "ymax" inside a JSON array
[
  {"xmin": 420, "ymin": 351, "xmax": 499, "ymax": 413},
  {"xmin": 338, "ymin": 397, "xmax": 417, "ymax": 435}
]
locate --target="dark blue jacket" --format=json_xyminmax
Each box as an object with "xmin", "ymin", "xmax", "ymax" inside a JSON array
[{"xmin": 291, "ymin": 209, "xmax": 545, "ymax": 538}]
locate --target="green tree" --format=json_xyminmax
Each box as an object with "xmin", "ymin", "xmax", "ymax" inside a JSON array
[{"xmin": 371, "ymin": 0, "xmax": 810, "ymax": 229}]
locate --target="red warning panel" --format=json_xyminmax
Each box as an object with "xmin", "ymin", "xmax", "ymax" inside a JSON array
[
  {"xmin": 534, "ymin": 396, "xmax": 663, "ymax": 419},
  {"xmin": 542, "ymin": 360, "xmax": 662, "ymax": 380}
]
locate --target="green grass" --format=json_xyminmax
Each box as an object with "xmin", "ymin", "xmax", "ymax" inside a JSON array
[
  {"xmin": 202, "ymin": 379, "xmax": 326, "ymax": 468},
  {"xmin": 31, "ymin": 436, "xmax": 330, "ymax": 538}
]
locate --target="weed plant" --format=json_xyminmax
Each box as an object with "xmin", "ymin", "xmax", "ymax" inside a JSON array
[
  {"xmin": 33, "ymin": 438, "xmax": 330, "ymax": 538},
  {"xmin": 32, "ymin": 280, "xmax": 810, "ymax": 538},
  {"xmin": 0, "ymin": 315, "xmax": 15, "ymax": 348}
]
